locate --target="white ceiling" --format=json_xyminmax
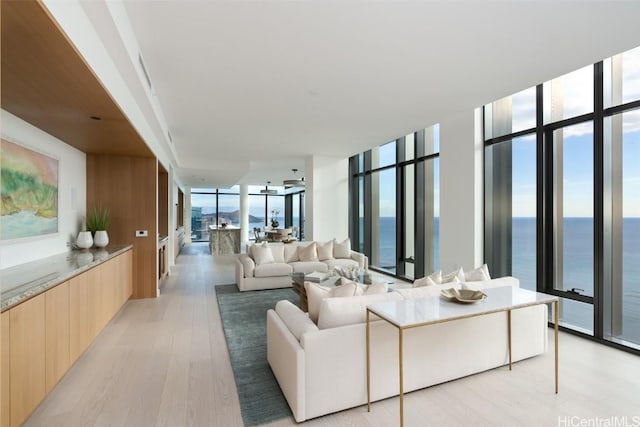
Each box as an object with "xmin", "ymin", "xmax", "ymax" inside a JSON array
[{"xmin": 109, "ymin": 1, "xmax": 640, "ymax": 188}]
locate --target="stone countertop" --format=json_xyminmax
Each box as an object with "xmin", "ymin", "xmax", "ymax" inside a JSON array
[{"xmin": 0, "ymin": 244, "xmax": 133, "ymax": 312}]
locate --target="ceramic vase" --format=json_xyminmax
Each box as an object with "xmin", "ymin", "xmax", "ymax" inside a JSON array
[
  {"xmin": 94, "ymin": 230, "xmax": 109, "ymax": 248},
  {"xmin": 76, "ymin": 231, "xmax": 93, "ymax": 249}
]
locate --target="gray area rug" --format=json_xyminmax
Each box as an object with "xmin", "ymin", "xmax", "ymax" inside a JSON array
[{"xmin": 215, "ymin": 284, "xmax": 297, "ymax": 426}]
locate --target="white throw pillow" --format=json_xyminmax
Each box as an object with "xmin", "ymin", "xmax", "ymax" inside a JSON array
[
  {"xmin": 317, "ymin": 240, "xmax": 334, "ymax": 261},
  {"xmin": 298, "ymin": 242, "xmax": 318, "ymax": 261},
  {"xmin": 442, "ymin": 267, "xmax": 465, "ymax": 283},
  {"xmin": 413, "ymin": 276, "xmax": 437, "ymax": 287},
  {"xmin": 396, "ymin": 282, "xmax": 462, "ymax": 299},
  {"xmin": 464, "ymin": 264, "xmax": 491, "ymax": 282},
  {"xmin": 428, "ymin": 270, "xmax": 442, "ymax": 284},
  {"xmin": 305, "ymin": 281, "xmax": 358, "ymax": 323},
  {"xmin": 317, "ymin": 293, "xmax": 403, "ymax": 329},
  {"xmin": 355, "ymin": 282, "xmax": 388, "ymax": 295},
  {"xmin": 270, "ymin": 243, "xmax": 285, "ymax": 263},
  {"xmin": 333, "ymin": 238, "xmax": 351, "ymax": 259},
  {"xmin": 252, "ymin": 243, "xmax": 275, "ymax": 265},
  {"xmin": 284, "ymin": 244, "xmax": 299, "ymax": 262}
]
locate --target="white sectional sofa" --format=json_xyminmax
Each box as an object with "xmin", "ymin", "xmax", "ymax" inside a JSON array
[
  {"xmin": 266, "ymin": 277, "xmax": 549, "ymax": 422},
  {"xmin": 235, "ymin": 240, "xmax": 368, "ymax": 291}
]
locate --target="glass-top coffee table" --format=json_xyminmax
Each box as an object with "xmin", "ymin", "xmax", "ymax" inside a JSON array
[{"xmin": 289, "ymin": 271, "xmax": 390, "ymax": 312}]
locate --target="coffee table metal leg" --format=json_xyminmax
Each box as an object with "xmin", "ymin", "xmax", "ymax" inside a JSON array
[
  {"xmin": 554, "ymin": 300, "xmax": 559, "ymax": 393},
  {"xmin": 508, "ymin": 309, "xmax": 512, "ymax": 370},
  {"xmin": 366, "ymin": 309, "xmax": 371, "ymax": 412},
  {"xmin": 399, "ymin": 327, "xmax": 404, "ymax": 427}
]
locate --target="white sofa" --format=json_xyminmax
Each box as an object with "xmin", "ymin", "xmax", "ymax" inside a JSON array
[
  {"xmin": 266, "ymin": 277, "xmax": 549, "ymax": 422},
  {"xmin": 235, "ymin": 240, "xmax": 368, "ymax": 292}
]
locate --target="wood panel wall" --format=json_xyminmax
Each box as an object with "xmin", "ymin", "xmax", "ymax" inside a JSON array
[{"xmin": 86, "ymin": 155, "xmax": 158, "ymax": 299}]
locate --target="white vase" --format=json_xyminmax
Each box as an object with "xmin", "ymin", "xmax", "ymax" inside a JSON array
[
  {"xmin": 76, "ymin": 231, "xmax": 93, "ymax": 249},
  {"xmin": 94, "ymin": 230, "xmax": 109, "ymax": 248}
]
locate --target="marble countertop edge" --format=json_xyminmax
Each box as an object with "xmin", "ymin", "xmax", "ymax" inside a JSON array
[{"xmin": 1, "ymin": 244, "xmax": 133, "ymax": 313}]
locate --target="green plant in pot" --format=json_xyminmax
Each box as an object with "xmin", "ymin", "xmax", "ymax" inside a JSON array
[{"xmin": 87, "ymin": 207, "xmax": 110, "ymax": 248}]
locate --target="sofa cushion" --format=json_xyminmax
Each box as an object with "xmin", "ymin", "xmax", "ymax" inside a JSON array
[
  {"xmin": 284, "ymin": 244, "xmax": 299, "ymax": 263},
  {"xmin": 442, "ymin": 267, "xmax": 465, "ymax": 283},
  {"xmin": 275, "ymin": 300, "xmax": 318, "ymax": 341},
  {"xmin": 395, "ymin": 283, "xmax": 462, "ymax": 299},
  {"xmin": 464, "ymin": 264, "xmax": 491, "ymax": 282},
  {"xmin": 354, "ymin": 281, "xmax": 388, "ymax": 296},
  {"xmin": 333, "ymin": 238, "xmax": 351, "ymax": 259},
  {"xmin": 298, "ymin": 242, "xmax": 318, "ymax": 261},
  {"xmin": 305, "ymin": 281, "xmax": 358, "ymax": 323},
  {"xmin": 324, "ymin": 258, "xmax": 359, "ymax": 271},
  {"xmin": 254, "ymin": 263, "xmax": 293, "ymax": 278},
  {"xmin": 427, "ymin": 270, "xmax": 442, "ymax": 284},
  {"xmin": 461, "ymin": 276, "xmax": 519, "ymax": 291},
  {"xmin": 270, "ymin": 244, "xmax": 286, "ymax": 263},
  {"xmin": 413, "ymin": 276, "xmax": 437, "ymax": 287},
  {"xmin": 290, "ymin": 261, "xmax": 328, "ymax": 274},
  {"xmin": 317, "ymin": 292, "xmax": 403, "ymax": 329},
  {"xmin": 317, "ymin": 240, "xmax": 334, "ymax": 261},
  {"xmin": 253, "ymin": 243, "xmax": 275, "ymax": 265}
]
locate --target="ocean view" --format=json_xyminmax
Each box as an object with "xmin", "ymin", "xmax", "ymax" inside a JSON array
[{"xmin": 375, "ymin": 216, "xmax": 640, "ymax": 344}]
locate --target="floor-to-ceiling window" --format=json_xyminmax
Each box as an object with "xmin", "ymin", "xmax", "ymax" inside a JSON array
[
  {"xmin": 484, "ymin": 45, "xmax": 640, "ymax": 352},
  {"xmin": 191, "ymin": 185, "xmax": 303, "ymax": 242},
  {"xmin": 190, "ymin": 189, "xmax": 217, "ymax": 241},
  {"xmin": 349, "ymin": 125, "xmax": 440, "ymax": 280}
]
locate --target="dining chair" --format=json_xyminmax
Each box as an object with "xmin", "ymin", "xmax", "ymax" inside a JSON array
[{"xmin": 253, "ymin": 227, "xmax": 264, "ymax": 243}]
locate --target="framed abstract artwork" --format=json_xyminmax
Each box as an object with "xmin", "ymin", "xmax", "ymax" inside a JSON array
[{"xmin": 1, "ymin": 139, "xmax": 59, "ymax": 240}]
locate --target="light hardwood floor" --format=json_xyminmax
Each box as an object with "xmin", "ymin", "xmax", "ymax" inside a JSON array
[{"xmin": 25, "ymin": 244, "xmax": 640, "ymax": 426}]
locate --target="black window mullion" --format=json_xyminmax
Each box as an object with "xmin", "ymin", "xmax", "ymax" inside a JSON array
[
  {"xmin": 594, "ymin": 61, "xmax": 605, "ymax": 339},
  {"xmin": 536, "ymin": 84, "xmax": 545, "ymax": 294}
]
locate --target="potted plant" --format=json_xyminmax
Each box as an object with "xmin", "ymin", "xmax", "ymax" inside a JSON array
[
  {"xmin": 271, "ymin": 209, "xmax": 280, "ymax": 228},
  {"xmin": 87, "ymin": 207, "xmax": 110, "ymax": 248}
]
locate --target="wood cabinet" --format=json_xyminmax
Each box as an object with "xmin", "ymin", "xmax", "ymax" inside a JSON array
[
  {"xmin": 9, "ymin": 293, "xmax": 45, "ymax": 427},
  {"xmin": 45, "ymin": 282, "xmax": 70, "ymax": 393},
  {"xmin": 69, "ymin": 273, "xmax": 89, "ymax": 364},
  {"xmin": 1, "ymin": 249, "xmax": 133, "ymax": 427},
  {"xmin": 1, "ymin": 311, "xmax": 10, "ymax": 427}
]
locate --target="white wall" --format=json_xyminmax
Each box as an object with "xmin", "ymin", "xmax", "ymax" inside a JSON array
[
  {"xmin": 1, "ymin": 110, "xmax": 87, "ymax": 269},
  {"xmin": 438, "ymin": 108, "xmax": 484, "ymax": 272},
  {"xmin": 305, "ymin": 155, "xmax": 349, "ymax": 242}
]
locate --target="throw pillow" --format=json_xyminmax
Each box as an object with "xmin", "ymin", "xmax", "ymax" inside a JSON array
[
  {"xmin": 305, "ymin": 281, "xmax": 358, "ymax": 323},
  {"xmin": 333, "ymin": 238, "xmax": 351, "ymax": 259},
  {"xmin": 317, "ymin": 240, "xmax": 334, "ymax": 261},
  {"xmin": 284, "ymin": 244, "xmax": 299, "ymax": 262},
  {"xmin": 270, "ymin": 243, "xmax": 285, "ymax": 263},
  {"xmin": 252, "ymin": 243, "xmax": 275, "ymax": 265},
  {"xmin": 442, "ymin": 267, "xmax": 465, "ymax": 283},
  {"xmin": 464, "ymin": 264, "xmax": 491, "ymax": 282},
  {"xmin": 428, "ymin": 270, "xmax": 442, "ymax": 284},
  {"xmin": 298, "ymin": 242, "xmax": 318, "ymax": 262},
  {"xmin": 413, "ymin": 276, "xmax": 437, "ymax": 287},
  {"xmin": 356, "ymin": 282, "xmax": 388, "ymax": 295}
]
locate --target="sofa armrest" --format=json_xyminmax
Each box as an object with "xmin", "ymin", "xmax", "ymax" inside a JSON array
[
  {"xmin": 267, "ymin": 309, "xmax": 306, "ymax": 422},
  {"xmin": 235, "ymin": 254, "xmax": 255, "ymax": 291},
  {"xmin": 350, "ymin": 251, "xmax": 368, "ymax": 270},
  {"xmin": 237, "ymin": 253, "xmax": 255, "ymax": 278}
]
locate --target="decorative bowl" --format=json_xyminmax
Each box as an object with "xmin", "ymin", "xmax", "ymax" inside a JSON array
[{"xmin": 441, "ymin": 288, "xmax": 486, "ymax": 303}]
